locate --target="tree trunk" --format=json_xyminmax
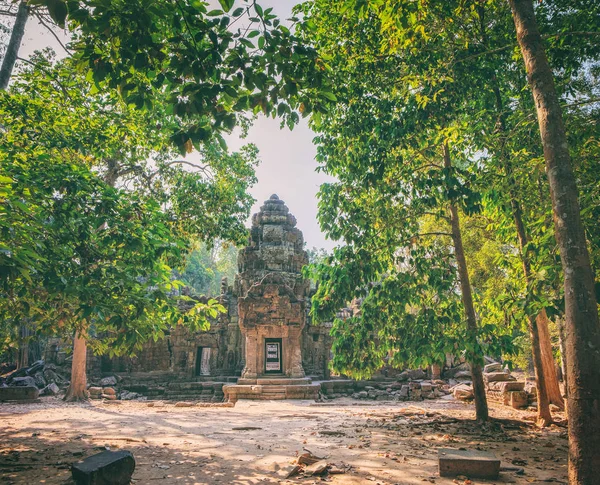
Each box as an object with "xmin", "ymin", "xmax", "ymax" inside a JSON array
[
  {"xmin": 0, "ymin": 1, "xmax": 28, "ymax": 90},
  {"xmin": 64, "ymin": 330, "xmax": 89, "ymax": 401},
  {"xmin": 556, "ymin": 315, "xmax": 569, "ymax": 409},
  {"xmin": 17, "ymin": 339, "xmax": 28, "ymax": 369},
  {"xmin": 509, "ymin": 1, "xmax": 600, "ymax": 482},
  {"xmin": 444, "ymin": 143, "xmax": 489, "ymax": 423},
  {"xmin": 16, "ymin": 323, "xmax": 30, "ymax": 369},
  {"xmin": 509, "ymin": 197, "xmax": 553, "ymax": 426},
  {"xmin": 488, "ymin": 53, "xmax": 562, "ymax": 417},
  {"xmin": 536, "ymin": 310, "xmax": 564, "ymax": 409}
]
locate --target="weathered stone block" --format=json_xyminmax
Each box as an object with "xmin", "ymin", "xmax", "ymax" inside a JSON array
[
  {"xmin": 509, "ymin": 391, "xmax": 529, "ymax": 409},
  {"xmin": 33, "ymin": 372, "xmax": 46, "ymax": 388},
  {"xmin": 438, "ymin": 448, "xmax": 500, "ymax": 479},
  {"xmin": 484, "ymin": 362, "xmax": 503, "ymax": 373},
  {"xmin": 41, "ymin": 383, "xmax": 60, "ymax": 396},
  {"xmin": 71, "ymin": 450, "xmax": 135, "ymax": 485},
  {"xmin": 11, "ymin": 376, "xmax": 36, "ymax": 387},
  {"xmin": 420, "ymin": 383, "xmax": 432, "ymax": 392},
  {"xmin": 0, "ymin": 386, "xmax": 39, "ymax": 401},
  {"xmin": 484, "ymin": 371, "xmax": 515, "ymax": 383},
  {"xmin": 487, "ymin": 380, "xmax": 524, "ymax": 392},
  {"xmin": 453, "ymin": 384, "xmax": 473, "ymax": 401},
  {"xmin": 99, "ymin": 376, "xmax": 117, "ymax": 387}
]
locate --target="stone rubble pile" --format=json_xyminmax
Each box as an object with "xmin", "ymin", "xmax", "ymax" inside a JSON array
[
  {"xmin": 0, "ymin": 359, "xmax": 69, "ymax": 401},
  {"xmin": 351, "ymin": 381, "xmax": 449, "ymax": 401},
  {"xmin": 483, "ymin": 362, "xmax": 533, "ymax": 409},
  {"xmin": 348, "ymin": 374, "xmax": 451, "ymax": 402},
  {"xmin": 450, "ymin": 361, "xmax": 535, "ymax": 410}
]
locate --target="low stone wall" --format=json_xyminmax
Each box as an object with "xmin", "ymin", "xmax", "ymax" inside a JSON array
[{"xmin": 318, "ymin": 377, "xmax": 450, "ymax": 401}]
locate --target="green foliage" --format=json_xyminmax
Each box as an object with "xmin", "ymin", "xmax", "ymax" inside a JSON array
[
  {"xmin": 30, "ymin": 0, "xmax": 335, "ymax": 152},
  {"xmin": 178, "ymin": 242, "xmax": 238, "ymax": 296},
  {"xmin": 296, "ymin": 0, "xmax": 600, "ymax": 379},
  {"xmin": 0, "ymin": 52, "xmax": 257, "ymax": 356}
]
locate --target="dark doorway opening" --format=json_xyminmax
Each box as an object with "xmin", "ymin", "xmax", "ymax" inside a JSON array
[
  {"xmin": 195, "ymin": 347, "xmax": 211, "ymax": 376},
  {"xmin": 265, "ymin": 338, "xmax": 283, "ymax": 374}
]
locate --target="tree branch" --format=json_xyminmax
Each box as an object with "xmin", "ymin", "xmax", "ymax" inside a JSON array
[{"xmin": 34, "ymin": 12, "xmax": 72, "ymax": 55}]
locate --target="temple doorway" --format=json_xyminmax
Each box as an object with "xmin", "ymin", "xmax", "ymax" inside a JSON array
[
  {"xmin": 195, "ymin": 347, "xmax": 211, "ymax": 376},
  {"xmin": 265, "ymin": 338, "xmax": 282, "ymax": 374}
]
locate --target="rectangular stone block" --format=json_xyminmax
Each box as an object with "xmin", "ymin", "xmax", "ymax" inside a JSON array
[
  {"xmin": 510, "ymin": 391, "xmax": 529, "ymax": 409},
  {"xmin": 483, "ymin": 372, "xmax": 515, "ymax": 383},
  {"xmin": 0, "ymin": 386, "xmax": 39, "ymax": 401},
  {"xmin": 484, "ymin": 362, "xmax": 503, "ymax": 373},
  {"xmin": 487, "ymin": 380, "xmax": 525, "ymax": 392},
  {"xmin": 71, "ymin": 450, "xmax": 135, "ymax": 485},
  {"xmin": 438, "ymin": 448, "xmax": 500, "ymax": 479}
]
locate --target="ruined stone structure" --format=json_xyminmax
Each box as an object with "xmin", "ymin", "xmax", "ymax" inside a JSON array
[
  {"xmin": 236, "ymin": 194, "xmax": 310, "ymax": 380},
  {"xmin": 61, "ymin": 195, "xmax": 334, "ymax": 401},
  {"xmin": 222, "ymin": 195, "xmax": 321, "ymax": 401}
]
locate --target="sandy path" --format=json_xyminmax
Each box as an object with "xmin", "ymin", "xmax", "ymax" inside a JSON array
[{"xmin": 0, "ymin": 397, "xmax": 568, "ymax": 484}]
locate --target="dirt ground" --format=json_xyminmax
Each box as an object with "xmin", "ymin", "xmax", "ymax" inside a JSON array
[{"xmin": 0, "ymin": 396, "xmax": 568, "ymax": 485}]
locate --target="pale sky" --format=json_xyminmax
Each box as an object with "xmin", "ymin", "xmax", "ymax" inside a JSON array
[{"xmin": 12, "ymin": 0, "xmax": 336, "ymax": 250}]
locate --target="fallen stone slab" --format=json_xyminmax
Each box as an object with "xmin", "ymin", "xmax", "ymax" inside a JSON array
[
  {"xmin": 484, "ymin": 362, "xmax": 503, "ymax": 373},
  {"xmin": 510, "ymin": 390, "xmax": 529, "ymax": 409},
  {"xmin": 304, "ymin": 460, "xmax": 329, "ymax": 476},
  {"xmin": 25, "ymin": 360, "xmax": 45, "ymax": 376},
  {"xmin": 71, "ymin": 450, "xmax": 135, "ymax": 485},
  {"xmin": 438, "ymin": 448, "xmax": 500, "ymax": 479},
  {"xmin": 0, "ymin": 386, "xmax": 40, "ymax": 402},
  {"xmin": 487, "ymin": 380, "xmax": 525, "ymax": 392},
  {"xmin": 99, "ymin": 376, "xmax": 117, "ymax": 387},
  {"xmin": 281, "ymin": 464, "xmax": 302, "ymax": 479},
  {"xmin": 11, "ymin": 376, "xmax": 37, "ymax": 387},
  {"xmin": 484, "ymin": 372, "xmax": 516, "ymax": 383},
  {"xmin": 453, "ymin": 384, "xmax": 474, "ymax": 401}
]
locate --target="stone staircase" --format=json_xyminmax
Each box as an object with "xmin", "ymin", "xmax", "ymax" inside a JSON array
[{"xmin": 223, "ymin": 377, "xmax": 321, "ymax": 402}]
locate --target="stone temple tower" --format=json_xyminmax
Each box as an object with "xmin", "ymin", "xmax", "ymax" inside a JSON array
[
  {"xmin": 234, "ymin": 194, "xmax": 310, "ymax": 379},
  {"xmin": 224, "ymin": 195, "xmax": 320, "ymax": 401}
]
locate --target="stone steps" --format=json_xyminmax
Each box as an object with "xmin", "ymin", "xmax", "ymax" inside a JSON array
[
  {"xmin": 238, "ymin": 377, "xmax": 312, "ymax": 386},
  {"xmin": 223, "ymin": 380, "xmax": 321, "ymax": 402}
]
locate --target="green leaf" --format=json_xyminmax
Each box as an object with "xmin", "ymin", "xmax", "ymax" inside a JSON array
[
  {"xmin": 218, "ymin": 0, "xmax": 234, "ymax": 13},
  {"xmin": 320, "ymin": 91, "xmax": 337, "ymax": 101},
  {"xmin": 46, "ymin": 0, "xmax": 68, "ymax": 28}
]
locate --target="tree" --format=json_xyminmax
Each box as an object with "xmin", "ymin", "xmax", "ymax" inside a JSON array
[
  {"xmin": 300, "ymin": 0, "xmax": 600, "ymax": 427},
  {"xmin": 0, "ymin": 0, "xmax": 76, "ymax": 89},
  {"xmin": 0, "ymin": 53, "xmax": 257, "ymax": 399},
  {"xmin": 297, "ymin": 0, "xmax": 524, "ymax": 422},
  {"xmin": 508, "ymin": 0, "xmax": 600, "ymax": 480}
]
